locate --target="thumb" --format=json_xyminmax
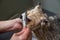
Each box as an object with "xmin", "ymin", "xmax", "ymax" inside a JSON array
[
  {"xmin": 15, "ymin": 27, "xmax": 27, "ymax": 36},
  {"xmin": 20, "ymin": 27, "xmax": 31, "ymax": 39},
  {"xmin": 22, "ymin": 27, "xmax": 31, "ymax": 36}
]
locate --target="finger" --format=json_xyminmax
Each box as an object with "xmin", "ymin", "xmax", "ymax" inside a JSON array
[
  {"xmin": 14, "ymin": 18, "xmax": 22, "ymax": 23},
  {"xmin": 15, "ymin": 27, "xmax": 27, "ymax": 36},
  {"xmin": 7, "ymin": 23, "xmax": 22, "ymax": 31},
  {"xmin": 14, "ymin": 18, "xmax": 23, "ymax": 28},
  {"xmin": 12, "ymin": 23, "xmax": 22, "ymax": 30},
  {"xmin": 23, "ymin": 27, "xmax": 30, "ymax": 35},
  {"xmin": 20, "ymin": 27, "xmax": 31, "ymax": 39},
  {"xmin": 27, "ymin": 32, "xmax": 32, "ymax": 40}
]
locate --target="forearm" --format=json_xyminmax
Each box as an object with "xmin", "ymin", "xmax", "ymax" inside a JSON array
[
  {"xmin": 0, "ymin": 18, "xmax": 22, "ymax": 32},
  {"xmin": 0, "ymin": 20, "xmax": 15, "ymax": 32}
]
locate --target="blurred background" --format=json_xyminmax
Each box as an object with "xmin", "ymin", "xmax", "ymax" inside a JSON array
[
  {"xmin": 0, "ymin": 0, "xmax": 60, "ymax": 20},
  {"xmin": 0, "ymin": 0, "xmax": 33, "ymax": 20}
]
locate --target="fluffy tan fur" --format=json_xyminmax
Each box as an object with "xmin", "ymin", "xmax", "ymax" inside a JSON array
[{"xmin": 26, "ymin": 5, "xmax": 55, "ymax": 40}]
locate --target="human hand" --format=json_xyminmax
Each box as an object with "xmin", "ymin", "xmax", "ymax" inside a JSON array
[
  {"xmin": 0, "ymin": 18, "xmax": 22, "ymax": 32},
  {"xmin": 7, "ymin": 18, "xmax": 22, "ymax": 31},
  {"xmin": 10, "ymin": 27, "xmax": 32, "ymax": 40}
]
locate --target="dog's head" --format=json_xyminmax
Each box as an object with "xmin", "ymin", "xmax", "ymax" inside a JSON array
[{"xmin": 26, "ymin": 5, "xmax": 50, "ymax": 30}]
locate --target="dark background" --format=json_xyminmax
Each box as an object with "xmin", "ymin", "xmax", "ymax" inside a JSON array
[
  {"xmin": 0, "ymin": 0, "xmax": 33, "ymax": 40},
  {"xmin": 0, "ymin": 0, "xmax": 33, "ymax": 20}
]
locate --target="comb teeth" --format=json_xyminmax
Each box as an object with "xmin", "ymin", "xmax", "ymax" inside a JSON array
[{"xmin": 22, "ymin": 12, "xmax": 27, "ymax": 27}]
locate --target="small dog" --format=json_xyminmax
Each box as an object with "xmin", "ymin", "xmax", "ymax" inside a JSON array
[{"xmin": 26, "ymin": 5, "xmax": 60, "ymax": 40}]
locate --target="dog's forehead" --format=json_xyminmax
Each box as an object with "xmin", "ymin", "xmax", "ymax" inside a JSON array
[{"xmin": 27, "ymin": 5, "xmax": 42, "ymax": 13}]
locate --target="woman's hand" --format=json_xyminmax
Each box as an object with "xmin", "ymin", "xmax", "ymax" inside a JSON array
[{"xmin": 10, "ymin": 27, "xmax": 32, "ymax": 40}]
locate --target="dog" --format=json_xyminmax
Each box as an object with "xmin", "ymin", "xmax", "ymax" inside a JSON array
[{"xmin": 26, "ymin": 5, "xmax": 60, "ymax": 40}]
